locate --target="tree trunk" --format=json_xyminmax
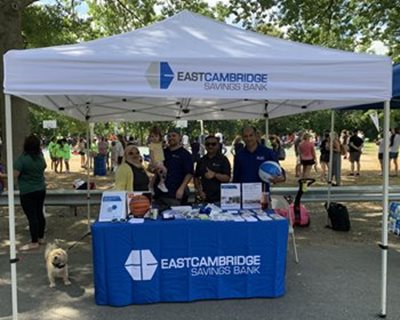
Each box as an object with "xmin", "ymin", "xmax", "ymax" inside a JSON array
[{"xmin": 0, "ymin": 0, "xmax": 36, "ymax": 164}]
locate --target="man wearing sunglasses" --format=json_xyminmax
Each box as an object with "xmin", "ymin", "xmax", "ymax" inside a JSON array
[
  {"xmin": 154, "ymin": 128, "xmax": 193, "ymax": 210},
  {"xmin": 233, "ymin": 126, "xmax": 285, "ymax": 190},
  {"xmin": 194, "ymin": 135, "xmax": 231, "ymax": 203}
]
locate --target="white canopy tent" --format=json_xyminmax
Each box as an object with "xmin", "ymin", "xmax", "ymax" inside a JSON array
[{"xmin": 3, "ymin": 10, "xmax": 392, "ymax": 319}]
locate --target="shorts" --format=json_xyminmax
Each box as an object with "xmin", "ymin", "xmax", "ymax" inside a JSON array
[
  {"xmin": 349, "ymin": 151, "xmax": 361, "ymax": 162},
  {"xmin": 389, "ymin": 152, "xmax": 398, "ymax": 160},
  {"xmin": 301, "ymin": 159, "xmax": 315, "ymax": 166}
]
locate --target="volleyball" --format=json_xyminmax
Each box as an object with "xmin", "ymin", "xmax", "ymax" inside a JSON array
[
  {"xmin": 258, "ymin": 161, "xmax": 282, "ymax": 183},
  {"xmin": 129, "ymin": 194, "xmax": 151, "ymax": 217}
]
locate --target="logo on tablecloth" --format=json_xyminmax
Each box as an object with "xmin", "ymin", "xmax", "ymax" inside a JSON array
[{"xmin": 125, "ymin": 250, "xmax": 158, "ymax": 281}]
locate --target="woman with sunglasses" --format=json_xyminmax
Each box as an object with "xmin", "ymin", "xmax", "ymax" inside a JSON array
[
  {"xmin": 115, "ymin": 145, "xmax": 149, "ymax": 192},
  {"xmin": 194, "ymin": 135, "xmax": 231, "ymax": 204}
]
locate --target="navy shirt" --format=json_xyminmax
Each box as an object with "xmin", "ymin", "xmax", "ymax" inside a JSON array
[
  {"xmin": 195, "ymin": 153, "xmax": 231, "ymax": 203},
  {"xmin": 233, "ymin": 143, "xmax": 278, "ymax": 186},
  {"xmin": 156, "ymin": 147, "xmax": 193, "ymax": 198}
]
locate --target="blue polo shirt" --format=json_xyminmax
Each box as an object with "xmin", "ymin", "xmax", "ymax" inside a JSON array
[
  {"xmin": 233, "ymin": 144, "xmax": 278, "ymax": 185},
  {"xmin": 155, "ymin": 146, "xmax": 193, "ymax": 198}
]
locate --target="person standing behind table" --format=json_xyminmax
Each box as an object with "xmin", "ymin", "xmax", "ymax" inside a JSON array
[
  {"xmin": 298, "ymin": 133, "xmax": 317, "ymax": 179},
  {"xmin": 115, "ymin": 145, "xmax": 149, "ymax": 192},
  {"xmin": 233, "ymin": 126, "xmax": 285, "ymax": 191},
  {"xmin": 389, "ymin": 128, "xmax": 400, "ymax": 177},
  {"xmin": 194, "ymin": 135, "xmax": 231, "ymax": 204},
  {"xmin": 148, "ymin": 126, "xmax": 168, "ymax": 193},
  {"xmin": 348, "ymin": 129, "xmax": 364, "ymax": 176},
  {"xmin": 14, "ymin": 134, "xmax": 47, "ymax": 251},
  {"xmin": 154, "ymin": 128, "xmax": 193, "ymax": 210}
]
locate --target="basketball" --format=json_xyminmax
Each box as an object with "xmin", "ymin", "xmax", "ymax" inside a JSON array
[
  {"xmin": 259, "ymin": 161, "xmax": 282, "ymax": 183},
  {"xmin": 129, "ymin": 194, "xmax": 151, "ymax": 217}
]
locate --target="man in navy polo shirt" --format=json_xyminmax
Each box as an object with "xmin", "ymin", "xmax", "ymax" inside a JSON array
[
  {"xmin": 154, "ymin": 128, "xmax": 193, "ymax": 210},
  {"xmin": 194, "ymin": 135, "xmax": 231, "ymax": 203},
  {"xmin": 233, "ymin": 126, "xmax": 285, "ymax": 189}
]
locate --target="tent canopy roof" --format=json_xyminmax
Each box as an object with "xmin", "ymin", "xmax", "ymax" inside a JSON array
[{"xmin": 3, "ymin": 10, "xmax": 392, "ymax": 122}]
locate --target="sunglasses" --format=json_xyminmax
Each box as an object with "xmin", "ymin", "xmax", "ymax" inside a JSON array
[{"xmin": 205, "ymin": 142, "xmax": 217, "ymax": 147}]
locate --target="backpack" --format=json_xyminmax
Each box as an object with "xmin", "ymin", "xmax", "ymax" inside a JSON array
[{"xmin": 325, "ymin": 202, "xmax": 351, "ymax": 231}]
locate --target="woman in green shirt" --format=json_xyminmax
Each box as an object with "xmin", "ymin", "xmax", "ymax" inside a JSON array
[{"xmin": 14, "ymin": 134, "xmax": 47, "ymax": 251}]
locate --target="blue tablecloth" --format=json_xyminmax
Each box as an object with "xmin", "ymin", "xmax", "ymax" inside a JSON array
[{"xmin": 92, "ymin": 218, "xmax": 288, "ymax": 306}]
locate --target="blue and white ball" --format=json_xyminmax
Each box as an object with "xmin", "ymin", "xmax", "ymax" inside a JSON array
[{"xmin": 259, "ymin": 161, "xmax": 282, "ymax": 183}]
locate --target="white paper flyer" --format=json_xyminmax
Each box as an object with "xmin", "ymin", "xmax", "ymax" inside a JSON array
[
  {"xmin": 220, "ymin": 183, "xmax": 241, "ymax": 210},
  {"xmin": 99, "ymin": 191, "xmax": 126, "ymax": 222},
  {"xmin": 241, "ymin": 183, "xmax": 262, "ymax": 209}
]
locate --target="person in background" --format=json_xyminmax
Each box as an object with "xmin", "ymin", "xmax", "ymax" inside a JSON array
[
  {"xmin": 376, "ymin": 134, "xmax": 384, "ymax": 176},
  {"xmin": 389, "ymin": 128, "xmax": 400, "ymax": 177},
  {"xmin": 190, "ymin": 137, "xmax": 201, "ymax": 164},
  {"xmin": 319, "ymin": 132, "xmax": 330, "ymax": 180},
  {"xmin": 61, "ymin": 138, "xmax": 71, "ymax": 173},
  {"xmin": 348, "ymin": 129, "xmax": 364, "ymax": 176},
  {"xmin": 154, "ymin": 128, "xmax": 193, "ymax": 210},
  {"xmin": 110, "ymin": 141, "xmax": 118, "ymax": 172},
  {"xmin": 293, "ymin": 131, "xmax": 303, "ymax": 177},
  {"xmin": 116, "ymin": 134, "xmax": 125, "ymax": 165},
  {"xmin": 298, "ymin": 133, "xmax": 317, "ymax": 179},
  {"xmin": 327, "ymin": 132, "xmax": 342, "ymax": 186},
  {"xmin": 341, "ymin": 130, "xmax": 350, "ymax": 159},
  {"xmin": 78, "ymin": 138, "xmax": 87, "ymax": 169},
  {"xmin": 14, "ymin": 134, "xmax": 47, "ymax": 251},
  {"xmin": 48, "ymin": 136, "xmax": 58, "ymax": 172},
  {"xmin": 148, "ymin": 126, "xmax": 168, "ymax": 193},
  {"xmin": 194, "ymin": 135, "xmax": 231, "ymax": 203},
  {"xmin": 55, "ymin": 138, "xmax": 64, "ymax": 173},
  {"xmin": 115, "ymin": 145, "xmax": 149, "ymax": 192},
  {"xmin": 230, "ymin": 135, "xmax": 244, "ymax": 159}
]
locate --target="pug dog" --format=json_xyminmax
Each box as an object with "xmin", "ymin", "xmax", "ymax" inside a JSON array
[{"xmin": 45, "ymin": 242, "xmax": 71, "ymax": 288}]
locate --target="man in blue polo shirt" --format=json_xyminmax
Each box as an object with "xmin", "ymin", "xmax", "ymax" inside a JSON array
[
  {"xmin": 154, "ymin": 128, "xmax": 193, "ymax": 210},
  {"xmin": 233, "ymin": 126, "xmax": 285, "ymax": 189}
]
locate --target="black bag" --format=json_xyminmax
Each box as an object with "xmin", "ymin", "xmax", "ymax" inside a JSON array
[{"xmin": 324, "ymin": 202, "xmax": 351, "ymax": 231}]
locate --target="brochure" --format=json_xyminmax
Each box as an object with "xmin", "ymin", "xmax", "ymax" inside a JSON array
[
  {"xmin": 242, "ymin": 183, "xmax": 262, "ymax": 209},
  {"xmin": 220, "ymin": 183, "xmax": 241, "ymax": 210},
  {"xmin": 99, "ymin": 191, "xmax": 126, "ymax": 222}
]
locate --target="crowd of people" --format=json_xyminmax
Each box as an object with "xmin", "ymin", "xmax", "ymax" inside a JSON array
[{"xmin": 7, "ymin": 126, "xmax": 400, "ymax": 251}]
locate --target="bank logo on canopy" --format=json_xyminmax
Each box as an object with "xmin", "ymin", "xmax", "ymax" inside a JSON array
[
  {"xmin": 146, "ymin": 62, "xmax": 174, "ymax": 89},
  {"xmin": 125, "ymin": 250, "xmax": 158, "ymax": 281}
]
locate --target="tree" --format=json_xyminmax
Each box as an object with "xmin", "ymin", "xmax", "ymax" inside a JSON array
[{"xmin": 0, "ymin": 0, "xmax": 37, "ymax": 161}]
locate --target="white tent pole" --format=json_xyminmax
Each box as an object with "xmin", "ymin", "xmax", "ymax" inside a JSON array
[
  {"xmin": 327, "ymin": 110, "xmax": 335, "ymax": 205},
  {"xmin": 200, "ymin": 120, "xmax": 204, "ymax": 136},
  {"xmin": 5, "ymin": 94, "xmax": 18, "ymax": 320},
  {"xmin": 86, "ymin": 121, "xmax": 91, "ymax": 233},
  {"xmin": 379, "ymin": 100, "xmax": 390, "ymax": 317}
]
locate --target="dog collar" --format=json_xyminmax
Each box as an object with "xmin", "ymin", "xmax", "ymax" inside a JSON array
[{"xmin": 52, "ymin": 262, "xmax": 66, "ymax": 269}]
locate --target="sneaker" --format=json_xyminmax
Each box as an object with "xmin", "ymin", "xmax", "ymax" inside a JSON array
[
  {"xmin": 348, "ymin": 173, "xmax": 354, "ymax": 176},
  {"xmin": 355, "ymin": 173, "xmax": 360, "ymax": 176},
  {"xmin": 19, "ymin": 243, "xmax": 40, "ymax": 251},
  {"xmin": 157, "ymin": 182, "xmax": 168, "ymax": 193}
]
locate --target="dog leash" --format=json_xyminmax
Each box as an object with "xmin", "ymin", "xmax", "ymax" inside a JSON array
[{"xmin": 66, "ymin": 231, "xmax": 91, "ymax": 252}]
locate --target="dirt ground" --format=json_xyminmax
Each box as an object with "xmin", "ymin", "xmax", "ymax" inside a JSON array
[{"xmin": 1, "ymin": 143, "xmax": 400, "ymax": 254}]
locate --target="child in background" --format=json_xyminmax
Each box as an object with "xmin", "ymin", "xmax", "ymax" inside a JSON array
[
  {"xmin": 61, "ymin": 138, "xmax": 71, "ymax": 173},
  {"xmin": 149, "ymin": 127, "xmax": 168, "ymax": 193}
]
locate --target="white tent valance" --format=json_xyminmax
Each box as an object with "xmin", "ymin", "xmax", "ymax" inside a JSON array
[{"xmin": 4, "ymin": 11, "xmax": 392, "ymax": 122}]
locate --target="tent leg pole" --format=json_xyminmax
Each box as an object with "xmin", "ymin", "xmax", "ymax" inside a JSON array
[
  {"xmin": 86, "ymin": 122, "xmax": 91, "ymax": 233},
  {"xmin": 265, "ymin": 116, "xmax": 269, "ymax": 146},
  {"xmin": 5, "ymin": 94, "xmax": 18, "ymax": 320},
  {"xmin": 379, "ymin": 100, "xmax": 390, "ymax": 318}
]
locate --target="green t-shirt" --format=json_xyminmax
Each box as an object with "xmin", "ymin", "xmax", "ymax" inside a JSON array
[{"xmin": 14, "ymin": 153, "xmax": 46, "ymax": 195}]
